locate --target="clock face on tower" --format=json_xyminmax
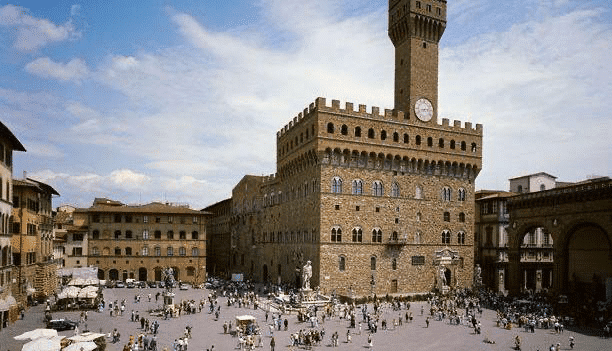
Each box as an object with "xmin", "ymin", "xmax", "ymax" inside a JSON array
[{"xmin": 414, "ymin": 98, "xmax": 433, "ymax": 122}]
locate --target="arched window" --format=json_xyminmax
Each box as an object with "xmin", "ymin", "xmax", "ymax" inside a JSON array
[
  {"xmin": 154, "ymin": 246, "xmax": 161, "ymax": 256},
  {"xmin": 125, "ymin": 230, "xmax": 133, "ymax": 239},
  {"xmin": 191, "ymin": 231, "xmax": 199, "ymax": 240},
  {"xmin": 414, "ymin": 232, "xmax": 422, "ymax": 244},
  {"xmin": 91, "ymin": 247, "xmax": 100, "ymax": 256},
  {"xmin": 416, "ymin": 135, "xmax": 421, "ymax": 145},
  {"xmin": 403, "ymin": 133, "xmax": 409, "ymax": 144},
  {"xmin": 439, "ymin": 138, "xmax": 444, "ymax": 148},
  {"xmin": 461, "ymin": 141, "xmax": 466, "ymax": 151},
  {"xmin": 391, "ymin": 182, "xmax": 400, "ymax": 197},
  {"xmin": 517, "ymin": 185, "xmax": 523, "ymax": 193},
  {"xmin": 415, "ymin": 185, "xmax": 423, "ymax": 199},
  {"xmin": 125, "ymin": 247, "xmax": 132, "ymax": 256},
  {"xmin": 443, "ymin": 211, "xmax": 450, "ymax": 222},
  {"xmin": 381, "ymin": 130, "xmax": 387, "ymax": 140},
  {"xmin": 341, "ymin": 125, "xmax": 348, "ymax": 135},
  {"xmin": 141, "ymin": 247, "xmax": 148, "ymax": 256},
  {"xmin": 355, "ymin": 127, "xmax": 362, "ymax": 137},
  {"xmin": 167, "ymin": 247, "xmax": 173, "ymax": 256},
  {"xmin": 416, "ymin": 212, "xmax": 422, "ymax": 222},
  {"xmin": 427, "ymin": 137, "xmax": 433, "ymax": 147},
  {"xmin": 352, "ymin": 228, "xmax": 363, "ymax": 242},
  {"xmin": 368, "ymin": 128, "xmax": 375, "ymax": 139},
  {"xmin": 372, "ymin": 181, "xmax": 384, "ymax": 196},
  {"xmin": 114, "ymin": 230, "xmax": 121, "ymax": 239},
  {"xmin": 331, "ymin": 227, "xmax": 342, "ymax": 242},
  {"xmin": 154, "ymin": 230, "xmax": 161, "ymax": 239},
  {"xmin": 114, "ymin": 247, "xmax": 121, "ymax": 256},
  {"xmin": 458, "ymin": 188, "xmax": 466, "ymax": 202},
  {"xmin": 450, "ymin": 140, "xmax": 456, "ymax": 149},
  {"xmin": 372, "ymin": 229, "xmax": 382, "ymax": 243},
  {"xmin": 370, "ymin": 256, "xmax": 377, "ymax": 270},
  {"xmin": 331, "ymin": 177, "xmax": 343, "ymax": 193},
  {"xmin": 339, "ymin": 256, "xmax": 346, "ymax": 271},
  {"xmin": 179, "ymin": 247, "xmax": 186, "ymax": 256},
  {"xmin": 92, "ymin": 230, "xmax": 99, "ymax": 240},
  {"xmin": 392, "ymin": 258, "xmax": 398, "ymax": 270},
  {"xmin": 540, "ymin": 184, "xmax": 546, "ymax": 191},
  {"xmin": 327, "ymin": 122, "xmax": 334, "ymax": 133},
  {"xmin": 392, "ymin": 231, "xmax": 399, "ymax": 241},
  {"xmin": 179, "ymin": 231, "xmax": 186, "ymax": 239},
  {"xmin": 393, "ymin": 132, "xmax": 399, "ymax": 142},
  {"xmin": 352, "ymin": 180, "xmax": 363, "ymax": 195},
  {"xmin": 192, "ymin": 247, "xmax": 199, "ymax": 256},
  {"xmin": 167, "ymin": 231, "xmax": 174, "ymax": 239},
  {"xmin": 459, "ymin": 212, "xmax": 466, "ymax": 222},
  {"xmin": 442, "ymin": 187, "xmax": 452, "ymax": 202},
  {"xmin": 442, "ymin": 230, "xmax": 451, "ymax": 244},
  {"xmin": 457, "ymin": 232, "xmax": 465, "ymax": 245}
]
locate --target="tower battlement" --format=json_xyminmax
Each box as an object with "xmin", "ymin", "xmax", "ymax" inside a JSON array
[{"xmin": 277, "ymin": 97, "xmax": 482, "ymax": 139}]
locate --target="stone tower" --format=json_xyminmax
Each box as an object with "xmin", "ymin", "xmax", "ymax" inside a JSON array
[{"xmin": 388, "ymin": 0, "xmax": 446, "ymax": 119}]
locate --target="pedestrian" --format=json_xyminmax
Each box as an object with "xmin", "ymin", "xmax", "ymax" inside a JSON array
[
  {"xmin": 368, "ymin": 333, "xmax": 373, "ymax": 350},
  {"xmin": 426, "ymin": 317, "xmax": 429, "ymax": 328},
  {"xmin": 270, "ymin": 336, "xmax": 275, "ymax": 351}
]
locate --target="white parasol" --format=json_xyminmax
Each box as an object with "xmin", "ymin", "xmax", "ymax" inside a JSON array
[
  {"xmin": 63, "ymin": 341, "xmax": 97, "ymax": 351},
  {"xmin": 14, "ymin": 328, "xmax": 58, "ymax": 340},
  {"xmin": 21, "ymin": 335, "xmax": 64, "ymax": 351}
]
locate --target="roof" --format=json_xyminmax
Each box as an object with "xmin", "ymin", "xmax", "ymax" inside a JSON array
[
  {"xmin": 0, "ymin": 121, "xmax": 26, "ymax": 152},
  {"xmin": 509, "ymin": 172, "xmax": 557, "ymax": 181},
  {"xmin": 475, "ymin": 190, "xmax": 516, "ymax": 201},
  {"xmin": 78, "ymin": 199, "xmax": 211, "ymax": 215},
  {"xmin": 13, "ymin": 178, "xmax": 60, "ymax": 196}
]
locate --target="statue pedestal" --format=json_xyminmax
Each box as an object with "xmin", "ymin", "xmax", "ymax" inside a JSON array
[
  {"xmin": 441, "ymin": 286, "xmax": 450, "ymax": 295},
  {"xmin": 163, "ymin": 292, "xmax": 175, "ymax": 308}
]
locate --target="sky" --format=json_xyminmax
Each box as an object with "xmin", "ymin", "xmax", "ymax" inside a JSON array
[{"xmin": 1, "ymin": 0, "xmax": 611, "ymax": 209}]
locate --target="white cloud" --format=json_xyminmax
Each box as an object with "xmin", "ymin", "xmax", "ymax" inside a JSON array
[
  {"xmin": 0, "ymin": 4, "xmax": 80, "ymax": 51},
  {"xmin": 25, "ymin": 57, "xmax": 89, "ymax": 82},
  {"xmin": 439, "ymin": 7, "xmax": 612, "ymax": 189}
]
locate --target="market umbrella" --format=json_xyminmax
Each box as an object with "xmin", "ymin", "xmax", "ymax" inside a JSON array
[
  {"xmin": 63, "ymin": 341, "xmax": 97, "ymax": 351},
  {"xmin": 14, "ymin": 328, "xmax": 58, "ymax": 340},
  {"xmin": 21, "ymin": 336, "xmax": 63, "ymax": 351}
]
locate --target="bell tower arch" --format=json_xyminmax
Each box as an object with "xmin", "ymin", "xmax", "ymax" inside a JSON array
[{"xmin": 388, "ymin": 0, "xmax": 446, "ymax": 121}]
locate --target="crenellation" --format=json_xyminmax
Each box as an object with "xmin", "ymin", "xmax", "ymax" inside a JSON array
[
  {"xmin": 442, "ymin": 118, "xmax": 449, "ymax": 127},
  {"xmin": 309, "ymin": 102, "xmax": 316, "ymax": 113},
  {"xmin": 476, "ymin": 124, "xmax": 483, "ymax": 132},
  {"xmin": 359, "ymin": 104, "xmax": 367, "ymax": 113},
  {"xmin": 345, "ymin": 102, "xmax": 354, "ymax": 112},
  {"xmin": 372, "ymin": 106, "xmax": 380, "ymax": 117},
  {"xmin": 454, "ymin": 120, "xmax": 461, "ymax": 128},
  {"xmin": 384, "ymin": 109, "xmax": 393, "ymax": 120},
  {"xmin": 331, "ymin": 99, "xmax": 340, "ymax": 110},
  {"xmin": 465, "ymin": 122, "xmax": 472, "ymax": 130}
]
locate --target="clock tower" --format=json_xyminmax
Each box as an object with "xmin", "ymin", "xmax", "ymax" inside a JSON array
[{"xmin": 388, "ymin": 0, "xmax": 446, "ymax": 122}]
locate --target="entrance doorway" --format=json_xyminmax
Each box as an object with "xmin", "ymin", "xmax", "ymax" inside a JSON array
[{"xmin": 139, "ymin": 268, "xmax": 147, "ymax": 282}]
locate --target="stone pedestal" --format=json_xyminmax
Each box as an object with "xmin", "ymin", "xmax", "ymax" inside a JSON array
[{"xmin": 163, "ymin": 292, "xmax": 175, "ymax": 308}]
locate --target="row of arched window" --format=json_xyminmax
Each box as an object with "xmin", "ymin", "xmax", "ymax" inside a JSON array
[
  {"xmin": 90, "ymin": 246, "xmax": 200, "ymax": 257},
  {"xmin": 442, "ymin": 187, "xmax": 466, "ymax": 202},
  {"xmin": 325, "ymin": 122, "xmax": 478, "ymax": 152},
  {"xmin": 337, "ymin": 255, "xmax": 403, "ymax": 272},
  {"xmin": 441, "ymin": 230, "xmax": 466, "ymax": 245},
  {"xmin": 261, "ymin": 230, "xmax": 318, "ymax": 244},
  {"xmin": 92, "ymin": 229, "xmax": 199, "ymax": 240}
]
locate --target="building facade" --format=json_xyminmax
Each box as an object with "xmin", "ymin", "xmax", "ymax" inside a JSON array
[
  {"xmin": 0, "ymin": 121, "xmax": 26, "ymax": 329},
  {"xmin": 207, "ymin": 0, "xmax": 483, "ymax": 297},
  {"xmin": 476, "ymin": 174, "xmax": 612, "ymax": 302},
  {"xmin": 81, "ymin": 198, "xmax": 209, "ymax": 284},
  {"xmin": 11, "ymin": 178, "xmax": 60, "ymax": 305}
]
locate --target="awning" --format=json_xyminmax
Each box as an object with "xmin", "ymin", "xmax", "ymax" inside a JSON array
[
  {"xmin": 6, "ymin": 295, "xmax": 17, "ymax": 306},
  {"xmin": 0, "ymin": 299, "xmax": 9, "ymax": 311},
  {"xmin": 26, "ymin": 287, "xmax": 36, "ymax": 296}
]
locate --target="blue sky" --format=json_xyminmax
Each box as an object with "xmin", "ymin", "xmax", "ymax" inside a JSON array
[{"xmin": 1, "ymin": 0, "xmax": 611, "ymax": 209}]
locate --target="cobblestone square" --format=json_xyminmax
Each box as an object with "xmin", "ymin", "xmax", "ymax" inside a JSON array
[{"xmin": 2, "ymin": 286, "xmax": 610, "ymax": 351}]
